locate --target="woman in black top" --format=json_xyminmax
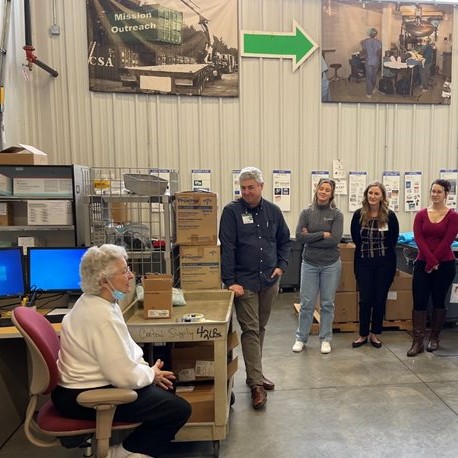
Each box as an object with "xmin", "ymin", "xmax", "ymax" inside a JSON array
[{"xmin": 351, "ymin": 182, "xmax": 399, "ymax": 348}]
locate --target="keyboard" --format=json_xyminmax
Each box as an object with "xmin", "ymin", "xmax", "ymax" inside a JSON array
[
  {"xmin": 0, "ymin": 313, "xmax": 65, "ymax": 328},
  {"xmin": 0, "ymin": 317, "xmax": 13, "ymax": 327}
]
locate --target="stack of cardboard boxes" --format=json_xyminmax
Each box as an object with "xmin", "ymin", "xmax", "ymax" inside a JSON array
[
  {"xmin": 335, "ymin": 243, "xmax": 413, "ymax": 324},
  {"xmin": 332, "ymin": 243, "xmax": 358, "ymax": 323},
  {"xmin": 385, "ymin": 270, "xmax": 413, "ymax": 321},
  {"xmin": 174, "ymin": 191, "xmax": 221, "ymax": 290}
]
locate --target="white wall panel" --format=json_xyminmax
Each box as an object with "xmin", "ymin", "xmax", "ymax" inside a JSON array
[{"xmin": 1, "ymin": 0, "xmax": 457, "ymax": 235}]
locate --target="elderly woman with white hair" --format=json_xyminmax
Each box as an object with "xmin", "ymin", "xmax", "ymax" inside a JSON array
[{"xmin": 51, "ymin": 244, "xmax": 191, "ymax": 458}]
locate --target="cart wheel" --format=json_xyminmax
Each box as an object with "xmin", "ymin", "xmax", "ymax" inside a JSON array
[
  {"xmin": 230, "ymin": 391, "xmax": 235, "ymax": 406},
  {"xmin": 213, "ymin": 440, "xmax": 220, "ymax": 457}
]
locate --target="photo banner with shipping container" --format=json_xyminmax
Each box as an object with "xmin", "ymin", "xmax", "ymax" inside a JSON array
[
  {"xmin": 86, "ymin": 0, "xmax": 239, "ymax": 97},
  {"xmin": 321, "ymin": 1, "xmax": 453, "ymax": 105}
]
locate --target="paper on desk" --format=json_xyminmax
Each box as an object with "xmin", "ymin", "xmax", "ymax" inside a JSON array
[{"xmin": 46, "ymin": 308, "xmax": 71, "ymax": 316}]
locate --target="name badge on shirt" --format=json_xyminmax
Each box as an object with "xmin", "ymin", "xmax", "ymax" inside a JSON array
[
  {"xmin": 379, "ymin": 223, "xmax": 388, "ymax": 231},
  {"xmin": 242, "ymin": 214, "xmax": 254, "ymax": 224}
]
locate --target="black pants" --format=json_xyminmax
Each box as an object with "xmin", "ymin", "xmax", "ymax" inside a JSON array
[
  {"xmin": 412, "ymin": 260, "xmax": 456, "ymax": 311},
  {"xmin": 52, "ymin": 384, "xmax": 191, "ymax": 456},
  {"xmin": 356, "ymin": 256, "xmax": 394, "ymax": 336}
]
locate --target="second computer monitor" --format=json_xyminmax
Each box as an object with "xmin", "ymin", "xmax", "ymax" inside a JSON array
[
  {"xmin": 0, "ymin": 247, "xmax": 26, "ymax": 299},
  {"xmin": 28, "ymin": 247, "xmax": 89, "ymax": 293}
]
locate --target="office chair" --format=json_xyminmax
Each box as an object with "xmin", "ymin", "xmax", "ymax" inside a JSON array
[{"xmin": 12, "ymin": 306, "xmax": 141, "ymax": 458}]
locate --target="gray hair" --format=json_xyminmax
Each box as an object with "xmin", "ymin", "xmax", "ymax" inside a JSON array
[
  {"xmin": 239, "ymin": 166, "xmax": 264, "ymax": 184},
  {"xmin": 80, "ymin": 244, "xmax": 128, "ymax": 295}
]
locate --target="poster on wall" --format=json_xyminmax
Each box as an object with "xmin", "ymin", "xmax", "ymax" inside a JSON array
[
  {"xmin": 348, "ymin": 171, "xmax": 367, "ymax": 212},
  {"xmin": 404, "ymin": 171, "xmax": 422, "ymax": 212},
  {"xmin": 440, "ymin": 169, "xmax": 457, "ymax": 209},
  {"xmin": 311, "ymin": 171, "xmax": 330, "ymax": 198},
  {"xmin": 192, "ymin": 169, "xmax": 211, "ymax": 191},
  {"xmin": 232, "ymin": 169, "xmax": 241, "ymax": 200},
  {"xmin": 86, "ymin": 0, "xmax": 239, "ymax": 97},
  {"xmin": 382, "ymin": 171, "xmax": 401, "ymax": 212},
  {"xmin": 272, "ymin": 170, "xmax": 291, "ymax": 212},
  {"xmin": 321, "ymin": 1, "xmax": 453, "ymax": 105}
]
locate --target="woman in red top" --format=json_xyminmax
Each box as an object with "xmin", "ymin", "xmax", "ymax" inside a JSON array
[{"xmin": 407, "ymin": 179, "xmax": 458, "ymax": 357}]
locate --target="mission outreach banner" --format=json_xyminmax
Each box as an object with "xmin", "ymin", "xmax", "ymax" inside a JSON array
[{"xmin": 86, "ymin": 0, "xmax": 238, "ymax": 97}]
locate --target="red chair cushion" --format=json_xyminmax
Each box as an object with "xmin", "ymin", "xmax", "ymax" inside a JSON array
[
  {"xmin": 37, "ymin": 400, "xmax": 138, "ymax": 433},
  {"xmin": 37, "ymin": 401, "xmax": 96, "ymax": 432}
]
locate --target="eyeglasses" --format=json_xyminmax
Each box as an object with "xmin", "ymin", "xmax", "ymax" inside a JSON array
[{"xmin": 114, "ymin": 266, "xmax": 132, "ymax": 276}]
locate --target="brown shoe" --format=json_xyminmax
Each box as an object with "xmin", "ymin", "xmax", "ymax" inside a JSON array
[
  {"xmin": 262, "ymin": 376, "xmax": 275, "ymax": 391},
  {"xmin": 251, "ymin": 385, "xmax": 267, "ymax": 409}
]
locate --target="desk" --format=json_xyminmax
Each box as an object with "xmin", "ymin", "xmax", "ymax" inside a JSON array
[
  {"xmin": 383, "ymin": 61, "xmax": 419, "ymax": 96},
  {"xmin": 125, "ymin": 289, "xmax": 236, "ymax": 453},
  {"xmin": 0, "ymin": 290, "xmax": 236, "ymax": 453}
]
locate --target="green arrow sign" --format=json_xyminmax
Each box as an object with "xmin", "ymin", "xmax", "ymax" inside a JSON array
[{"xmin": 241, "ymin": 20, "xmax": 318, "ymax": 71}]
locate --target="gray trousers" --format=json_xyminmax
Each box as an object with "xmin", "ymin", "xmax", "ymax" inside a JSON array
[{"xmin": 234, "ymin": 281, "xmax": 279, "ymax": 387}]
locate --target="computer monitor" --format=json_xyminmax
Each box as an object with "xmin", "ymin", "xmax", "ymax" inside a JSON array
[
  {"xmin": 27, "ymin": 247, "xmax": 89, "ymax": 293},
  {"xmin": 0, "ymin": 247, "xmax": 26, "ymax": 299}
]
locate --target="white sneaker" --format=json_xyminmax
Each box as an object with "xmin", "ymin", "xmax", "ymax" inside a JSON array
[
  {"xmin": 292, "ymin": 340, "xmax": 305, "ymax": 352},
  {"xmin": 321, "ymin": 341, "xmax": 331, "ymax": 354},
  {"xmin": 109, "ymin": 444, "xmax": 153, "ymax": 458}
]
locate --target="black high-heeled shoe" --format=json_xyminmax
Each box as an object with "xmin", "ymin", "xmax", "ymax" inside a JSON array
[{"xmin": 352, "ymin": 337, "xmax": 368, "ymax": 348}]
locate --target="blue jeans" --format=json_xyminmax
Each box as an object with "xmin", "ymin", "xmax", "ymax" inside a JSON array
[{"xmin": 296, "ymin": 259, "xmax": 342, "ymax": 342}]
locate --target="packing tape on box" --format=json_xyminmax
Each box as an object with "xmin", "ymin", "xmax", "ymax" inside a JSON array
[{"xmin": 181, "ymin": 313, "xmax": 205, "ymax": 323}]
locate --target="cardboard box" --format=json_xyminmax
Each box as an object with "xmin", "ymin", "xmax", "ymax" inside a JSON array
[
  {"xmin": 315, "ymin": 291, "xmax": 358, "ymax": 323},
  {"xmin": 143, "ymin": 291, "xmax": 172, "ymax": 318},
  {"xmin": 175, "ymin": 191, "xmax": 218, "ymax": 245},
  {"xmin": 172, "ymin": 342, "xmax": 214, "ymax": 381},
  {"xmin": 0, "ymin": 173, "xmax": 12, "ymax": 195},
  {"xmin": 337, "ymin": 261, "xmax": 357, "ymax": 292},
  {"xmin": 0, "ymin": 144, "xmax": 48, "ymax": 165},
  {"xmin": 142, "ymin": 273, "xmax": 173, "ymax": 291},
  {"xmin": 391, "ymin": 270, "xmax": 413, "ymax": 290},
  {"xmin": 27, "ymin": 200, "xmax": 73, "ymax": 225},
  {"xmin": 385, "ymin": 290, "xmax": 413, "ymax": 321},
  {"xmin": 179, "ymin": 245, "xmax": 221, "ymax": 290},
  {"xmin": 142, "ymin": 274, "xmax": 173, "ymax": 319},
  {"xmin": 0, "ymin": 202, "xmax": 13, "ymax": 226},
  {"xmin": 334, "ymin": 291, "xmax": 358, "ymax": 322},
  {"xmin": 14, "ymin": 177, "xmax": 72, "ymax": 197},
  {"xmin": 339, "ymin": 243, "xmax": 355, "ymax": 262},
  {"xmin": 176, "ymin": 384, "xmax": 214, "ymax": 423}
]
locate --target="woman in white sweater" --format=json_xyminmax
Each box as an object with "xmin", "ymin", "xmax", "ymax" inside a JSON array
[{"xmin": 51, "ymin": 244, "xmax": 191, "ymax": 458}]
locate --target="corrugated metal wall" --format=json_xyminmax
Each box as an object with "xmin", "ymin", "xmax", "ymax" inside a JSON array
[{"xmin": 2, "ymin": 0, "xmax": 458, "ymax": 234}]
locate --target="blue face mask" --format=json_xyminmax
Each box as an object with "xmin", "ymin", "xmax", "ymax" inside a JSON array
[
  {"xmin": 111, "ymin": 289, "xmax": 126, "ymax": 302},
  {"xmin": 107, "ymin": 279, "xmax": 126, "ymax": 302}
]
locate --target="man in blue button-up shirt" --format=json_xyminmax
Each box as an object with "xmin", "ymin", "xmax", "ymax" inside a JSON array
[{"xmin": 219, "ymin": 167, "xmax": 290, "ymax": 410}]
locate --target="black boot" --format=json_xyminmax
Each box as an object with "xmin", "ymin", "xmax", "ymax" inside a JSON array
[
  {"xmin": 407, "ymin": 310, "xmax": 426, "ymax": 357},
  {"xmin": 427, "ymin": 309, "xmax": 446, "ymax": 352}
]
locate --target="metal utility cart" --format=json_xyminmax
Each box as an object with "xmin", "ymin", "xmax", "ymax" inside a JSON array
[
  {"xmin": 124, "ymin": 290, "xmax": 237, "ymax": 458},
  {"xmin": 85, "ymin": 168, "xmax": 178, "ymax": 277}
]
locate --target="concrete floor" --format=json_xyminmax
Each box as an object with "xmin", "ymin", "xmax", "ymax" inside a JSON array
[{"xmin": 3, "ymin": 290, "xmax": 458, "ymax": 457}]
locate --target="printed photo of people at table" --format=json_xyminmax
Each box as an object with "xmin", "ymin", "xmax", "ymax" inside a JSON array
[{"xmin": 321, "ymin": 1, "xmax": 453, "ymax": 104}]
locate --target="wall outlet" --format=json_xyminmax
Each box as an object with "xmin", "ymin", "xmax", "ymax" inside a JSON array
[{"xmin": 50, "ymin": 24, "xmax": 60, "ymax": 36}]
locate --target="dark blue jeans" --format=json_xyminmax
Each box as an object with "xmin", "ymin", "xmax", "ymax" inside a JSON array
[
  {"xmin": 52, "ymin": 384, "xmax": 191, "ymax": 456},
  {"xmin": 412, "ymin": 260, "xmax": 456, "ymax": 311}
]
